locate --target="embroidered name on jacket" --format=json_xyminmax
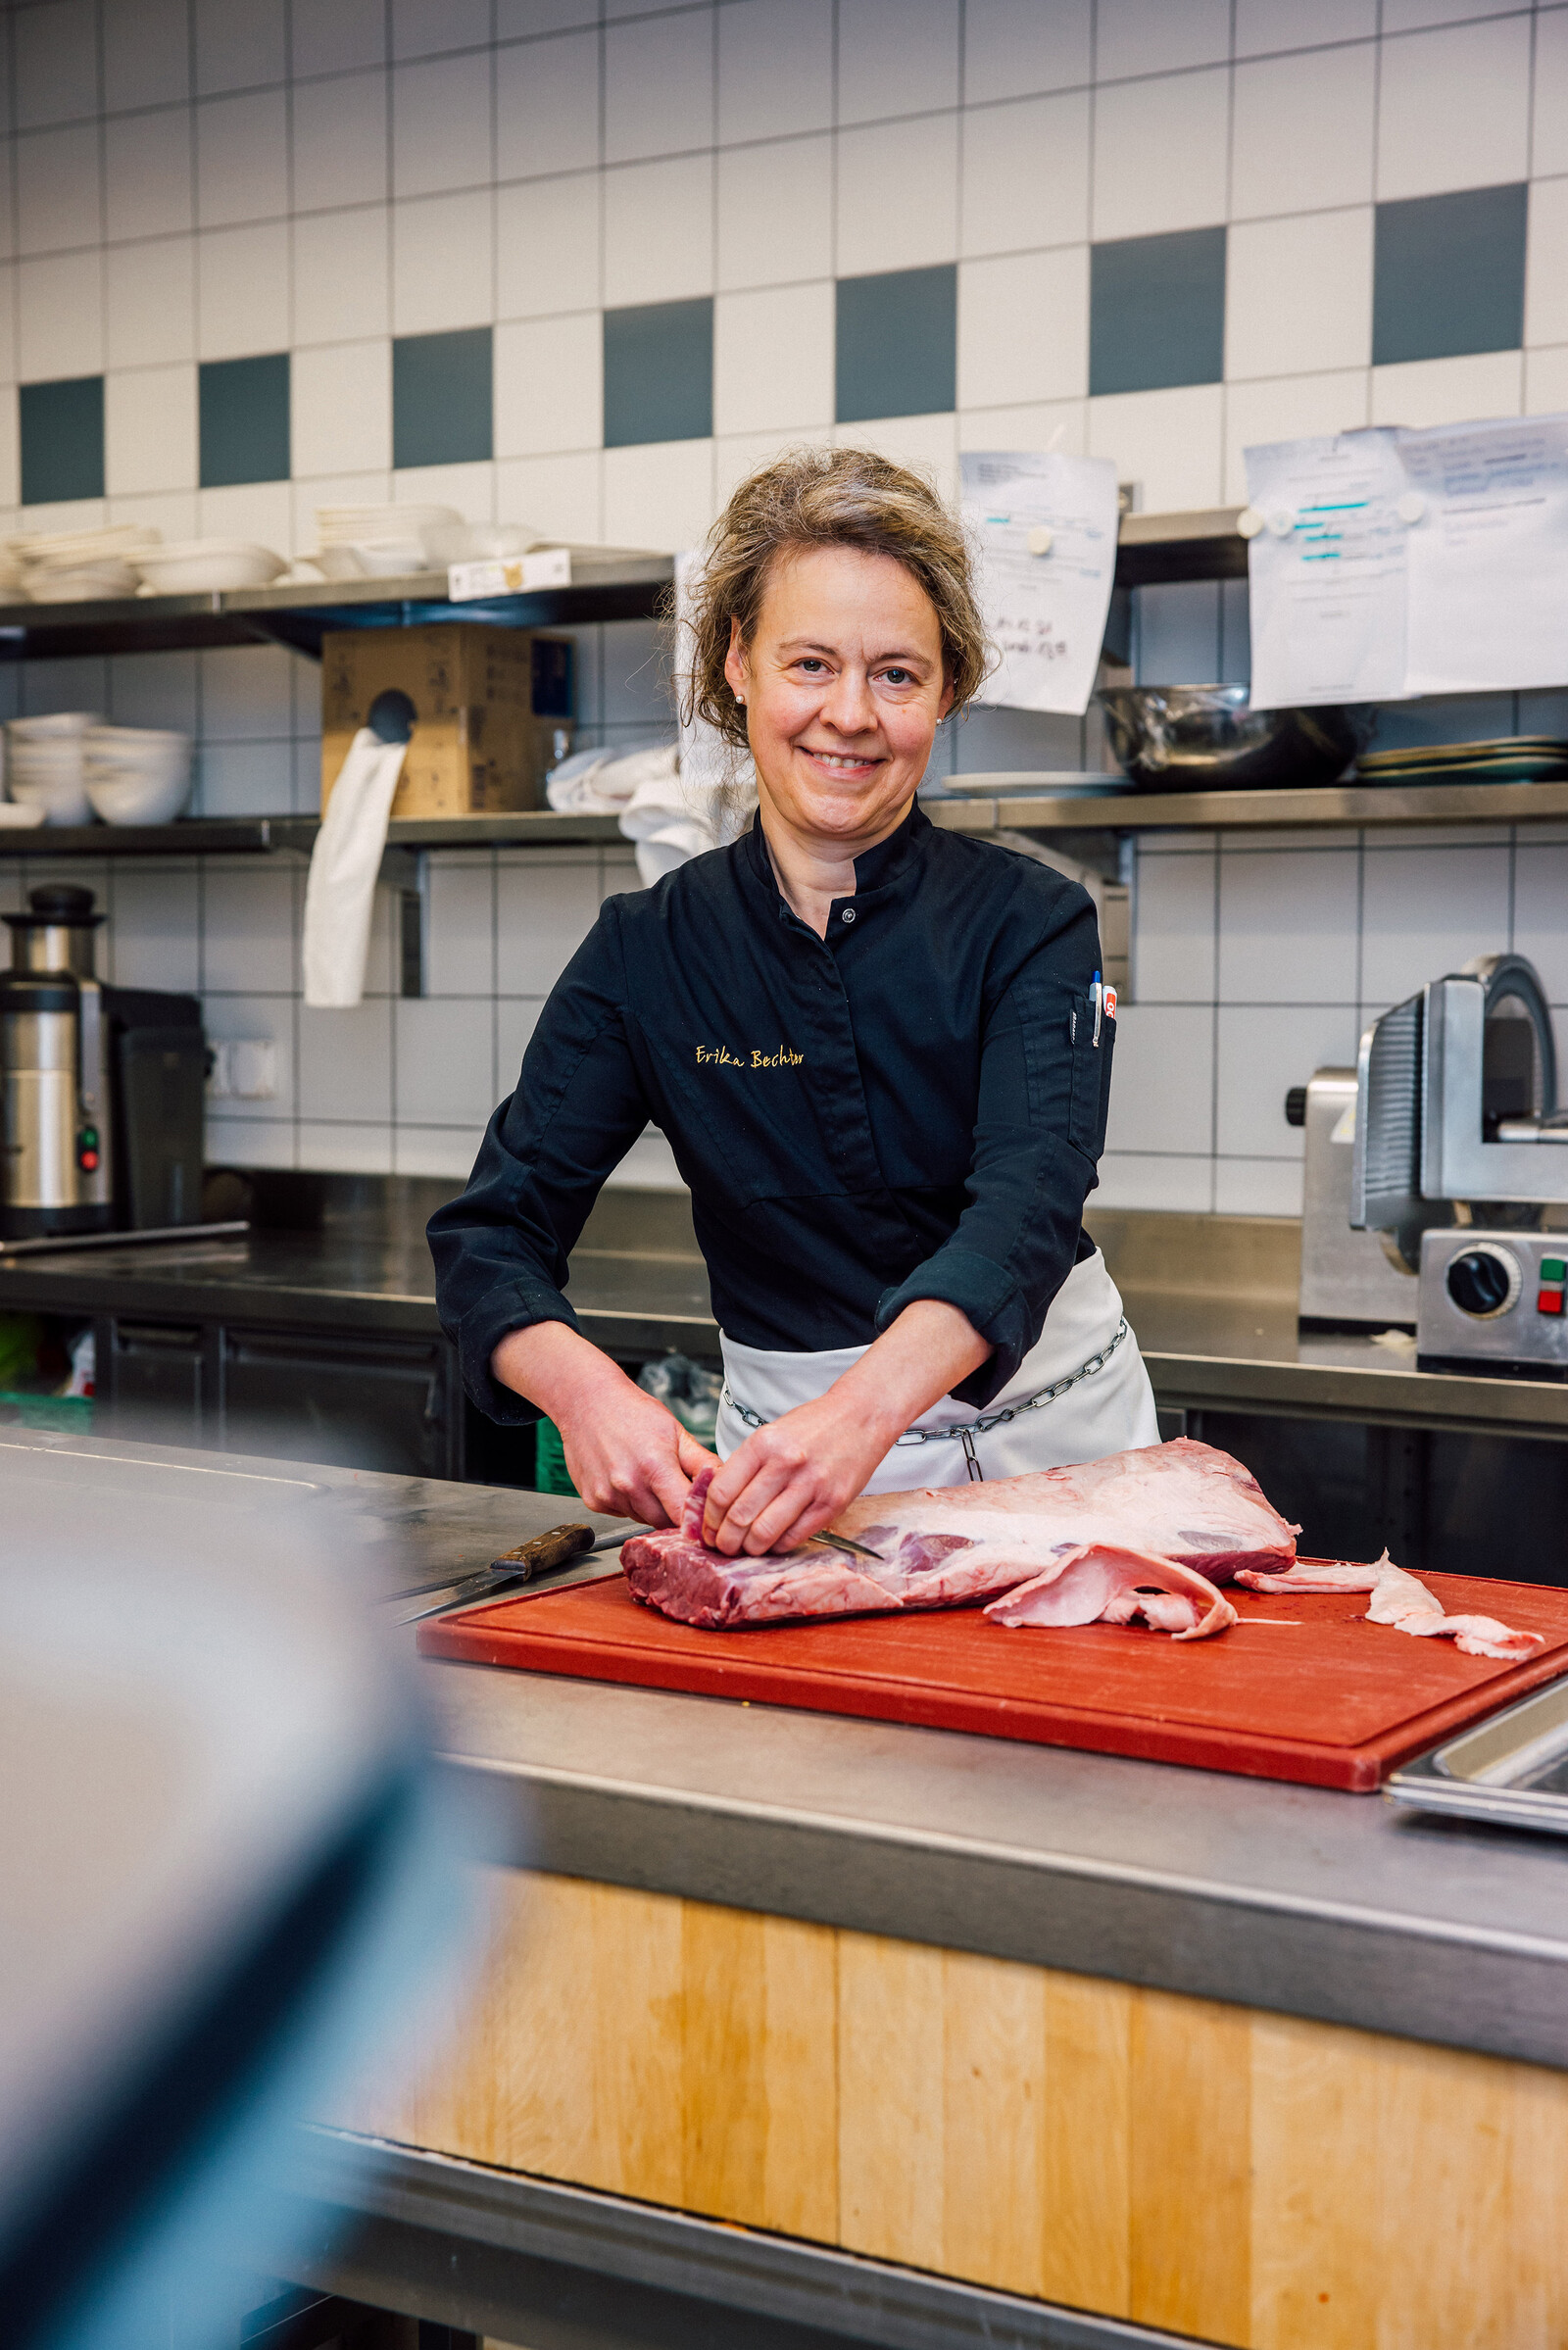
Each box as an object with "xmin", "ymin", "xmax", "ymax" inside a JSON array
[{"xmin": 695, "ymin": 1045, "xmax": 805, "ymax": 1069}]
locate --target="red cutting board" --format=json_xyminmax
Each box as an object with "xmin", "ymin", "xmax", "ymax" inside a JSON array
[{"xmin": 419, "ymin": 1564, "xmax": 1568, "ymax": 1791}]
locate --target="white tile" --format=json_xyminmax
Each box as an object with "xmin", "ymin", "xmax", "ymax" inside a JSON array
[
  {"xmin": 1216, "ymin": 1004, "xmax": 1361, "ymax": 1156},
  {"xmin": 291, "ymin": 70, "xmax": 389, "ymax": 213},
  {"xmin": 299, "ymin": 999, "xmax": 393, "ymax": 1121},
  {"xmin": 1132, "ymin": 846, "xmax": 1215, "ymax": 1002},
  {"xmin": 1091, "ymin": 67, "xmax": 1229, "ymax": 244},
  {"xmin": 1369, "ymin": 351, "xmax": 1523, "ymax": 430},
  {"xmin": 1212, "ymin": 1157, "xmax": 1302, "ymax": 1217},
  {"xmin": 0, "ymin": 267, "xmax": 20, "ymax": 384},
  {"xmin": 1376, "ymin": 16, "xmax": 1531, "ymax": 203},
  {"xmin": 606, "ymin": 1128, "xmax": 686, "ymax": 1188},
  {"xmin": 105, "ymin": 107, "xmax": 195, "ymax": 243},
  {"xmin": 18, "ymin": 656, "xmax": 109, "ymax": 716},
  {"xmin": 496, "ymin": 30, "xmax": 602, "ymax": 180},
  {"xmin": 194, "ymin": 0, "xmax": 285, "ymax": 94},
  {"xmin": 1231, "ymin": 45, "xmax": 1375, "ymax": 219},
  {"xmin": 392, "ymin": 0, "xmax": 491, "ymax": 61},
  {"xmin": 292, "ymin": 339, "xmax": 393, "ymax": 476},
  {"xmin": 712, "ymin": 282, "xmax": 834, "ymax": 435},
  {"xmin": 1525, "ymin": 343, "xmax": 1568, "ymax": 417},
  {"xmin": 606, "ymin": 9, "xmax": 713, "ymax": 163},
  {"xmin": 196, "ymin": 478, "xmax": 294, "ymax": 553},
  {"xmin": 109, "ymin": 485, "xmax": 198, "ymax": 539},
  {"xmin": 1094, "ymin": 1151, "xmax": 1213, "ymax": 1211},
  {"xmin": 201, "ymin": 863, "xmax": 296, "ymax": 992},
  {"xmin": 1383, "ymin": 0, "xmax": 1519, "ymax": 27},
  {"xmin": 0, "ymin": 157, "xmax": 17, "ymax": 268},
  {"xmin": 495, "ymin": 312, "xmax": 602, "ymax": 457},
  {"xmin": 714, "ymin": 424, "xmax": 811, "ymax": 506},
  {"xmin": 19, "ymin": 250, "xmax": 104, "ymax": 377},
  {"xmin": 963, "ymin": 0, "xmax": 1091, "ymax": 106},
  {"xmin": 838, "ymin": 0, "xmax": 958, "ymax": 124},
  {"xmin": 496, "ymin": 854, "xmax": 605, "ymax": 989},
  {"xmin": 20, "ymin": 495, "xmax": 107, "ymax": 535},
  {"xmin": 836, "ymin": 115, "xmax": 958, "ymax": 276},
  {"xmin": 206, "ymin": 1111, "xmax": 297, "ymax": 1167},
  {"xmin": 1527, "ymin": 177, "xmax": 1568, "ymax": 352},
  {"xmin": 1359, "ymin": 843, "xmax": 1511, "ymax": 1004},
  {"xmin": 106, "ymin": 364, "xmax": 197, "ymax": 495},
  {"xmin": 1102, "ymin": 1002, "xmax": 1213, "ymax": 1154},
  {"xmin": 426, "ymin": 856, "xmax": 496, "ymax": 994},
  {"xmin": 106, "ymin": 237, "xmax": 196, "ymax": 368},
  {"xmin": 1095, "ymin": 0, "xmax": 1228, "ymax": 79},
  {"xmin": 104, "ymin": 0, "xmax": 192, "ymax": 112},
  {"xmin": 391, "ymin": 189, "xmax": 494, "ymax": 333},
  {"xmin": 197, "ymin": 740, "xmax": 294, "ymax": 814},
  {"xmin": 291, "ymin": 0, "xmax": 387, "ymax": 77},
  {"xmin": 1223, "ymin": 371, "xmax": 1369, "ymax": 504},
  {"xmin": 602, "ymin": 439, "xmax": 716, "ymax": 554},
  {"xmin": 1216, "ymin": 848, "xmax": 1359, "ymax": 1003},
  {"xmin": 499, "ymin": 0, "xmax": 598, "ymax": 28},
  {"xmin": 391, "ymin": 1124, "xmax": 485, "ymax": 1176},
  {"xmin": 958, "ymin": 247, "xmax": 1087, "ymax": 409},
  {"xmin": 393, "ymin": 50, "xmax": 495, "ymax": 200},
  {"xmin": 959, "ymin": 90, "xmax": 1089, "ymax": 260},
  {"xmin": 1513, "ymin": 844, "xmax": 1568, "ymax": 1004},
  {"xmin": 497, "ymin": 171, "xmax": 601, "ymax": 317},
  {"xmin": 292, "ymin": 469, "xmax": 389, "ymax": 558},
  {"xmin": 17, "ymin": 125, "xmax": 102, "ymax": 257},
  {"xmin": 1536, "ymin": 9, "xmax": 1568, "ymax": 182},
  {"xmin": 109, "ymin": 649, "xmax": 199, "ymax": 732},
  {"xmin": 15, "ymin": 0, "xmax": 99, "ymax": 126},
  {"xmin": 391, "ymin": 457, "xmax": 497, "ymax": 519},
  {"xmin": 296, "ymin": 1121, "xmax": 395, "ymax": 1173},
  {"xmin": 495, "ymin": 996, "xmax": 544, "ymax": 1086},
  {"xmin": 1233, "ymin": 0, "xmax": 1373, "ymax": 55},
  {"xmin": 293, "ymin": 206, "xmax": 391, "ymax": 345},
  {"xmin": 394, "ymin": 996, "xmax": 497, "ymax": 1124},
  {"xmin": 715, "ymin": 135, "xmax": 833, "ymax": 292},
  {"xmin": 717, "ymin": 0, "xmax": 832, "ymax": 145},
  {"xmin": 1088, "ymin": 383, "xmax": 1224, "ymax": 514},
  {"xmin": 197, "ymin": 223, "xmax": 289, "ymax": 361},
  {"xmin": 598, "ymin": 621, "xmax": 663, "ymax": 725},
  {"xmin": 196, "ymin": 89, "xmax": 289, "ymax": 230},
  {"xmin": 109, "ymin": 864, "xmax": 201, "ymax": 993},
  {"xmin": 203, "ymin": 998, "xmax": 296, "ymax": 1123},
  {"xmin": 831, "ymin": 411, "xmax": 958, "ymax": 500},
  {"xmin": 1225, "ymin": 211, "xmax": 1371, "ymax": 383},
  {"xmin": 958, "ymin": 397, "xmax": 1087, "ymax": 455},
  {"xmin": 604, "ymin": 155, "xmax": 714, "ymax": 307}
]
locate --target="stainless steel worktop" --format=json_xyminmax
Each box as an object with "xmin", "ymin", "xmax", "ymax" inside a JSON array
[{"xmin": 10, "ymin": 1427, "xmax": 1566, "ymax": 2074}]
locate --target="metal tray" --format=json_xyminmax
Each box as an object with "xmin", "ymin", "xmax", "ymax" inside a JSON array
[{"xmin": 1386, "ymin": 1673, "xmax": 1568, "ymax": 1834}]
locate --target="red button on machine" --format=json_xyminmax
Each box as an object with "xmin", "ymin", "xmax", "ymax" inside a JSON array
[{"xmin": 1538, "ymin": 1288, "xmax": 1564, "ymax": 1316}]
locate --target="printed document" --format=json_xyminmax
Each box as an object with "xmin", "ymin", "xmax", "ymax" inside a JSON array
[
  {"xmin": 1245, "ymin": 430, "xmax": 1409, "ymax": 708},
  {"xmin": 961, "ymin": 451, "xmax": 1119, "ymax": 715}
]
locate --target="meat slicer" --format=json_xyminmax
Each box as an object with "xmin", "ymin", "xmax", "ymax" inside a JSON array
[{"xmin": 1348, "ymin": 953, "xmax": 1568, "ymax": 1374}]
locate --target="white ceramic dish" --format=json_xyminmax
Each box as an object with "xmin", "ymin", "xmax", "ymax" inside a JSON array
[
  {"xmin": 85, "ymin": 766, "xmax": 192, "ymax": 825},
  {"xmin": 27, "ymin": 565, "xmax": 140, "ymax": 603},
  {"xmin": 8, "ymin": 772, "xmax": 92, "ymax": 826},
  {"xmin": 9, "ymin": 712, "xmax": 100, "ymax": 738},
  {"xmin": 134, "ymin": 541, "xmax": 287, "ymax": 595}
]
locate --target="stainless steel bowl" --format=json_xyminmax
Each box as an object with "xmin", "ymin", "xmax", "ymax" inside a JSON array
[{"xmin": 1097, "ymin": 685, "xmax": 1374, "ymax": 793}]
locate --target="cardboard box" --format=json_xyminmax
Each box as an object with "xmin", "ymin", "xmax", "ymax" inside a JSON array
[{"xmin": 319, "ymin": 624, "xmax": 574, "ymax": 818}]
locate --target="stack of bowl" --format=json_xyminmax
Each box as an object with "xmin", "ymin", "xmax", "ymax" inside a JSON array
[
  {"xmin": 308, "ymin": 504, "xmax": 462, "ymax": 579},
  {"xmin": 83, "ymin": 725, "xmax": 193, "ymax": 824},
  {"xmin": 8, "ymin": 527, "xmax": 162, "ymax": 602},
  {"xmin": 6, "ymin": 713, "xmax": 99, "ymax": 824},
  {"xmin": 131, "ymin": 541, "xmax": 287, "ymax": 596}
]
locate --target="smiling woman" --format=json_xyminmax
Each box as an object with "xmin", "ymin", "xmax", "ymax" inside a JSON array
[{"xmin": 427, "ymin": 448, "xmax": 1157, "ymax": 1557}]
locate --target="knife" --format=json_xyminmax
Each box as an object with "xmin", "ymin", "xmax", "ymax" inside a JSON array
[{"xmin": 384, "ymin": 1520, "xmax": 599, "ymax": 1614}]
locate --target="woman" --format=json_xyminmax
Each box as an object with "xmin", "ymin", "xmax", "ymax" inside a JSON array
[{"xmin": 428, "ymin": 449, "xmax": 1157, "ymax": 1560}]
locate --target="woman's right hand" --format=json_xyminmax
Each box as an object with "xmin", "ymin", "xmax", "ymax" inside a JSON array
[{"xmin": 491, "ymin": 1323, "xmax": 716, "ymax": 1528}]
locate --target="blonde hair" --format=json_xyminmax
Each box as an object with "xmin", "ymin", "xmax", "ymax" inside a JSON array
[{"xmin": 678, "ymin": 446, "xmax": 990, "ymax": 752}]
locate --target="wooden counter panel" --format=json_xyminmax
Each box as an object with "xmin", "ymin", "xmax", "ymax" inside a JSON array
[{"xmin": 337, "ymin": 1869, "xmax": 1568, "ymax": 2349}]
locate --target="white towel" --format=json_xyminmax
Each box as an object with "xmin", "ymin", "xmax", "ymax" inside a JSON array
[{"xmin": 303, "ymin": 727, "xmax": 408, "ymax": 1008}]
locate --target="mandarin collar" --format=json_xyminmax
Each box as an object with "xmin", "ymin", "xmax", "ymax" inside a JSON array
[{"xmin": 743, "ymin": 799, "xmax": 930, "ymax": 903}]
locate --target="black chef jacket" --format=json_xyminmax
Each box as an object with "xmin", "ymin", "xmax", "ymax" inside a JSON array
[{"xmin": 428, "ymin": 802, "xmax": 1116, "ymax": 1421}]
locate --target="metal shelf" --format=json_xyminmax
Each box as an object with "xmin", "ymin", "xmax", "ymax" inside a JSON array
[{"xmin": 0, "ymin": 809, "xmax": 628, "ymax": 857}]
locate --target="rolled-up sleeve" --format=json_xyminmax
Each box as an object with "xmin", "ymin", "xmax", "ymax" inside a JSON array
[
  {"xmin": 872, "ymin": 885, "xmax": 1108, "ymax": 1409},
  {"xmin": 427, "ymin": 908, "xmax": 653, "ymax": 1422}
]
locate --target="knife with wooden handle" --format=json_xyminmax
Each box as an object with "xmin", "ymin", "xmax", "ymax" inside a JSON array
[{"xmin": 385, "ymin": 1521, "xmax": 598, "ymax": 1620}]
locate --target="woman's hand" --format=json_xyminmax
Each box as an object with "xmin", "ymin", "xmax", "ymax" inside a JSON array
[{"xmin": 491, "ymin": 1323, "xmax": 716, "ymax": 1528}]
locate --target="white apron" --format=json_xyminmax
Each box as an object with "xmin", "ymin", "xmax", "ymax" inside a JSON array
[{"xmin": 715, "ymin": 1248, "xmax": 1159, "ymax": 1492}]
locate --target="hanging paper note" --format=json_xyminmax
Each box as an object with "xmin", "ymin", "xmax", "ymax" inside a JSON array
[
  {"xmin": 960, "ymin": 451, "xmax": 1120, "ymax": 715},
  {"xmin": 1400, "ymin": 414, "xmax": 1568, "ymax": 696},
  {"xmin": 1244, "ymin": 429, "xmax": 1410, "ymax": 710}
]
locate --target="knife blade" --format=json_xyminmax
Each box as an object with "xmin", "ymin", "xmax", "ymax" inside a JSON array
[{"xmin": 382, "ymin": 1519, "xmax": 597, "ymax": 1604}]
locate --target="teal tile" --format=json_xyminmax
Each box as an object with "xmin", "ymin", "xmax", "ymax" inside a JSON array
[
  {"xmin": 20, "ymin": 376, "xmax": 104, "ymax": 505},
  {"xmin": 1373, "ymin": 184, "xmax": 1526, "ymax": 367},
  {"xmin": 1091, "ymin": 227, "xmax": 1225, "ymax": 397},
  {"xmin": 199, "ymin": 353, "xmax": 291, "ymax": 487},
  {"xmin": 835, "ymin": 266, "xmax": 956, "ymax": 423},
  {"xmin": 603, "ymin": 299, "xmax": 712, "ymax": 448},
  {"xmin": 393, "ymin": 327, "xmax": 494, "ymax": 469}
]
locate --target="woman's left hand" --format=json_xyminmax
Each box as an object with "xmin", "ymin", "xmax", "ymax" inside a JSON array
[{"xmin": 701, "ymin": 1392, "xmax": 892, "ymax": 1555}]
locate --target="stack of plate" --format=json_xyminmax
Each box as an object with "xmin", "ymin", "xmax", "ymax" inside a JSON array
[
  {"xmin": 308, "ymin": 504, "xmax": 463, "ymax": 580},
  {"xmin": 1357, "ymin": 737, "xmax": 1568, "ymax": 786},
  {"xmin": 83, "ymin": 725, "xmax": 193, "ymax": 825},
  {"xmin": 7, "ymin": 713, "xmax": 100, "ymax": 824},
  {"xmin": 7, "ymin": 526, "xmax": 162, "ymax": 602},
  {"xmin": 132, "ymin": 541, "xmax": 287, "ymax": 596}
]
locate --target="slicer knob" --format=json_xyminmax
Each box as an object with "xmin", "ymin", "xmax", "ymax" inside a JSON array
[{"xmin": 1446, "ymin": 1243, "xmax": 1522, "ymax": 1319}]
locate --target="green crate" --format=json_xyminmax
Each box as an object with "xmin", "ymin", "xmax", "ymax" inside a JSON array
[
  {"xmin": 0, "ymin": 1391, "xmax": 92, "ymax": 1434},
  {"xmin": 534, "ymin": 1415, "xmax": 578, "ymax": 1497}
]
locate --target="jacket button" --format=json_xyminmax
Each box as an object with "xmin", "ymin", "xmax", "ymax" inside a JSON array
[{"xmin": 841, "ymin": 906, "xmax": 856, "ymax": 923}]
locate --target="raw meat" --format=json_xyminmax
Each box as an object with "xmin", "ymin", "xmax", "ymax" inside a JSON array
[
  {"xmin": 1236, "ymin": 1551, "xmax": 1544, "ymax": 1662},
  {"xmin": 983, "ymin": 1543, "xmax": 1239, "ymax": 1641},
  {"xmin": 621, "ymin": 1439, "xmax": 1293, "ymax": 1633}
]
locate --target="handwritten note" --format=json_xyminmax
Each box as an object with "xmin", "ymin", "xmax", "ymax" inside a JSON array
[{"xmin": 961, "ymin": 451, "xmax": 1120, "ymax": 716}]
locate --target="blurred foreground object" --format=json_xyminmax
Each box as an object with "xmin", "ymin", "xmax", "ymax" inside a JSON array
[{"xmin": 0, "ymin": 1433, "xmax": 486, "ymax": 2350}]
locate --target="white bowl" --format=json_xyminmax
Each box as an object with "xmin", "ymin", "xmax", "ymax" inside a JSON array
[
  {"xmin": 85, "ymin": 724, "xmax": 189, "ymax": 749},
  {"xmin": 310, "ymin": 545, "xmax": 368, "ymax": 579},
  {"xmin": 9, "ymin": 711, "xmax": 100, "ymax": 737},
  {"xmin": 347, "ymin": 540, "xmax": 428, "ymax": 576},
  {"xmin": 8, "ymin": 772, "xmax": 92, "ymax": 825},
  {"xmin": 25, "ymin": 565, "xmax": 139, "ymax": 603},
  {"xmin": 134, "ymin": 541, "xmax": 287, "ymax": 594},
  {"xmin": 85, "ymin": 763, "xmax": 192, "ymax": 825}
]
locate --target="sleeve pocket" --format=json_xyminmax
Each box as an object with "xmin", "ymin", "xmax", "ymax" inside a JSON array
[{"xmin": 1067, "ymin": 997, "xmax": 1115, "ymax": 1157}]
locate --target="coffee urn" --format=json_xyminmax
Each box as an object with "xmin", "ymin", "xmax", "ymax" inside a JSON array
[{"xmin": 0, "ymin": 885, "xmax": 207, "ymax": 1242}]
